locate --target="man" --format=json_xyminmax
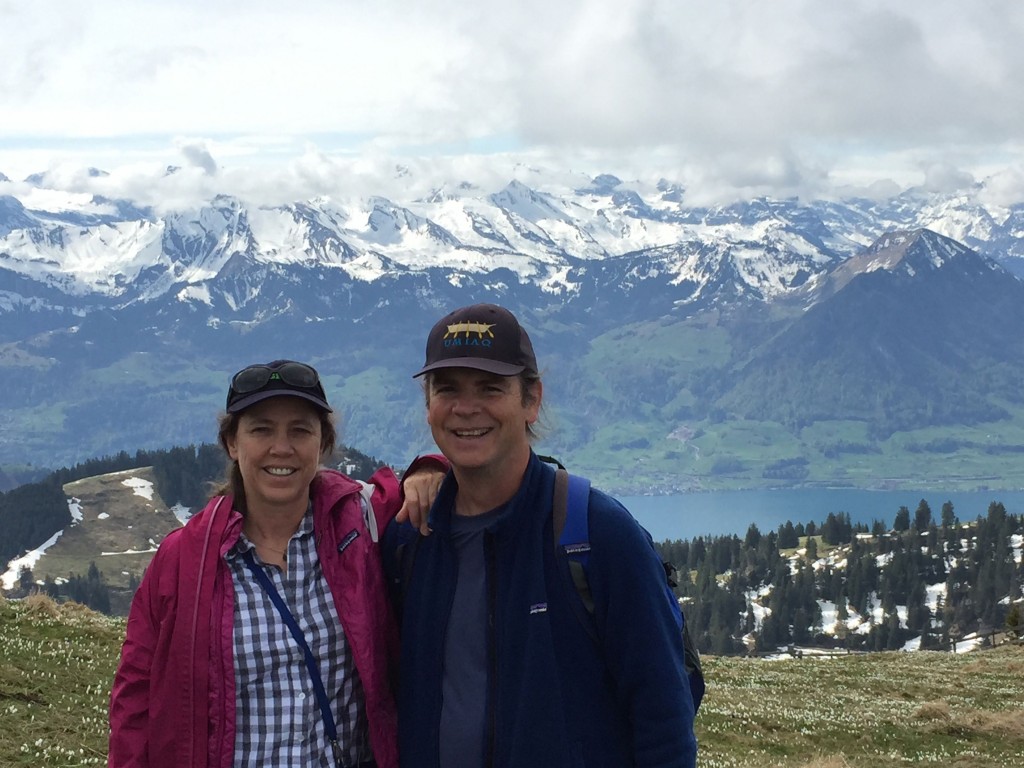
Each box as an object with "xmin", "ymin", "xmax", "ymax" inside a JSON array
[{"xmin": 384, "ymin": 303, "xmax": 698, "ymax": 767}]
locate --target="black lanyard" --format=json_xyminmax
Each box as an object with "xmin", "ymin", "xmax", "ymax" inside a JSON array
[{"xmin": 242, "ymin": 549, "xmax": 344, "ymax": 766}]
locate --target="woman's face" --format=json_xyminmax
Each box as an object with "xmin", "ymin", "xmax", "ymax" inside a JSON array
[{"xmin": 224, "ymin": 396, "xmax": 324, "ymax": 517}]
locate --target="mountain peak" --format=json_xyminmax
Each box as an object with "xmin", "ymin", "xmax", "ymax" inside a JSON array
[
  {"xmin": 575, "ymin": 174, "xmax": 623, "ymax": 195},
  {"xmin": 801, "ymin": 227, "xmax": 998, "ymax": 307},
  {"xmin": 23, "ymin": 167, "xmax": 109, "ymax": 187},
  {"xmin": 834, "ymin": 227, "xmax": 984, "ymax": 285},
  {"xmin": 864, "ymin": 228, "xmax": 974, "ymax": 269},
  {"xmin": 0, "ymin": 194, "xmax": 35, "ymax": 237},
  {"xmin": 489, "ymin": 179, "xmax": 566, "ymax": 222}
]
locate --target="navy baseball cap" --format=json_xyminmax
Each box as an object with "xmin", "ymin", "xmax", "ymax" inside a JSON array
[
  {"xmin": 413, "ymin": 303, "xmax": 538, "ymax": 378},
  {"xmin": 226, "ymin": 360, "xmax": 332, "ymax": 413}
]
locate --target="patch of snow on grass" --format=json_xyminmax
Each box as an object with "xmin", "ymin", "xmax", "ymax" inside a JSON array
[
  {"xmin": 122, "ymin": 476, "xmax": 155, "ymax": 501},
  {"xmin": 1, "ymin": 530, "xmax": 64, "ymax": 589}
]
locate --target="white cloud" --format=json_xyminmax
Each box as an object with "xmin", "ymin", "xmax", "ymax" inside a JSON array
[
  {"xmin": 921, "ymin": 163, "xmax": 976, "ymax": 194},
  {"xmin": 178, "ymin": 141, "xmax": 218, "ymax": 176},
  {"xmin": 1, "ymin": 0, "xmax": 1022, "ymax": 202}
]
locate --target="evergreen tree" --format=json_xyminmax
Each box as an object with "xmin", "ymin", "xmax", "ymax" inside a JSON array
[
  {"xmin": 821, "ymin": 512, "xmax": 852, "ymax": 544},
  {"xmin": 744, "ymin": 524, "xmax": 762, "ymax": 550},
  {"xmin": 885, "ymin": 612, "xmax": 904, "ymax": 650},
  {"xmin": 778, "ymin": 521, "xmax": 799, "ymax": 549},
  {"xmin": 919, "ymin": 619, "xmax": 939, "ymax": 650},
  {"xmin": 18, "ymin": 566, "xmax": 33, "ymax": 593},
  {"xmin": 871, "ymin": 621, "xmax": 887, "ymax": 652},
  {"xmin": 906, "ymin": 577, "xmax": 929, "ymax": 634},
  {"xmin": 759, "ymin": 610, "xmax": 783, "ymax": 650},
  {"xmin": 835, "ymin": 598, "xmax": 850, "ymax": 646},
  {"xmin": 913, "ymin": 499, "xmax": 933, "ymax": 531},
  {"xmin": 987, "ymin": 501, "xmax": 1008, "ymax": 529},
  {"xmin": 688, "ymin": 537, "xmax": 706, "ymax": 572},
  {"xmin": 792, "ymin": 607, "xmax": 811, "ymax": 643},
  {"xmin": 805, "ymin": 536, "xmax": 818, "ymax": 562},
  {"xmin": 893, "ymin": 506, "xmax": 910, "ymax": 532},
  {"xmin": 975, "ymin": 552, "xmax": 1000, "ymax": 627}
]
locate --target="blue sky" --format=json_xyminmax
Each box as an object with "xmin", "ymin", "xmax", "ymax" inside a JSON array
[{"xmin": 2, "ymin": 0, "xmax": 1023, "ymax": 204}]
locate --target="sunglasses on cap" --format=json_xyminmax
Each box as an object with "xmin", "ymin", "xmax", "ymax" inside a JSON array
[
  {"xmin": 226, "ymin": 361, "xmax": 332, "ymax": 413},
  {"xmin": 230, "ymin": 362, "xmax": 320, "ymax": 394}
]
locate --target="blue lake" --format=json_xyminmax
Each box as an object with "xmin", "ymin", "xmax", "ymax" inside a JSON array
[{"xmin": 622, "ymin": 488, "xmax": 1024, "ymax": 542}]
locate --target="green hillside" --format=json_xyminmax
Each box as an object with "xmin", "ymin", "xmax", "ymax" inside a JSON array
[
  {"xmin": 2, "ymin": 593, "xmax": 1021, "ymax": 767},
  {"xmin": 544, "ymin": 310, "xmax": 1024, "ymax": 494}
]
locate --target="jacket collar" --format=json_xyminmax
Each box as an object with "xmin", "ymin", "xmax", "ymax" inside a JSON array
[{"xmin": 431, "ymin": 452, "xmax": 555, "ymax": 535}]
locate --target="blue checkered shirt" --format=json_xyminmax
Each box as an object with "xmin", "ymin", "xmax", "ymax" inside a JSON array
[{"xmin": 226, "ymin": 507, "xmax": 371, "ymax": 767}]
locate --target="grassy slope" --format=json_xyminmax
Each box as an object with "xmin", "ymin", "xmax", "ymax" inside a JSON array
[
  {"xmin": 2, "ymin": 594, "xmax": 1022, "ymax": 767},
  {"xmin": 699, "ymin": 648, "xmax": 1024, "ymax": 767},
  {"xmin": 0, "ymin": 595, "xmax": 122, "ymax": 767}
]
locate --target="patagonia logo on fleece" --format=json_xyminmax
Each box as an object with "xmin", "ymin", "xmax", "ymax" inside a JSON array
[
  {"xmin": 529, "ymin": 603, "xmax": 548, "ymax": 615},
  {"xmin": 337, "ymin": 530, "xmax": 359, "ymax": 554}
]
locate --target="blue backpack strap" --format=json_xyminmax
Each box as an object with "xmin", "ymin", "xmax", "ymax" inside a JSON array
[
  {"xmin": 552, "ymin": 467, "xmax": 598, "ymax": 630},
  {"xmin": 558, "ymin": 473, "xmax": 592, "ymax": 557},
  {"xmin": 551, "ymin": 464, "xmax": 705, "ymax": 713}
]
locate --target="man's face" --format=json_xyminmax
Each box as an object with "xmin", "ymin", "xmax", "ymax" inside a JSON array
[{"xmin": 426, "ymin": 368, "xmax": 541, "ymax": 476}]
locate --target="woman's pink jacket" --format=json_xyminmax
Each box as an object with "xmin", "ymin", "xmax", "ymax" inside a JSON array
[{"xmin": 108, "ymin": 468, "xmax": 403, "ymax": 768}]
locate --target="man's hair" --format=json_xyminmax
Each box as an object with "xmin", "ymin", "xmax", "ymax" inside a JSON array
[{"xmin": 210, "ymin": 406, "xmax": 338, "ymax": 514}]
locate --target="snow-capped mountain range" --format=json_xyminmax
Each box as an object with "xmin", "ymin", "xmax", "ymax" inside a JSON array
[
  {"xmin": 2, "ymin": 171, "xmax": 1023, "ymax": 314},
  {"xmin": 3, "ymin": 168, "xmax": 1024, "ymax": 491}
]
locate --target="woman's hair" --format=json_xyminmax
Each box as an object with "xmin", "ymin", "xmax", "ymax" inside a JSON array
[{"xmin": 210, "ymin": 403, "xmax": 338, "ymax": 515}]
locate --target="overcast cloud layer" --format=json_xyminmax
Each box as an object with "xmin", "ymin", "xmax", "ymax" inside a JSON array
[{"xmin": 2, "ymin": 0, "xmax": 1023, "ymax": 206}]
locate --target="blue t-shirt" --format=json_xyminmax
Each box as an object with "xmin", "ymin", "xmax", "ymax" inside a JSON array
[{"xmin": 439, "ymin": 504, "xmax": 505, "ymax": 768}]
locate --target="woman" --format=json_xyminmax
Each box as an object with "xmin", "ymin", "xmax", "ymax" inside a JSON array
[{"xmin": 109, "ymin": 359, "xmax": 441, "ymax": 768}]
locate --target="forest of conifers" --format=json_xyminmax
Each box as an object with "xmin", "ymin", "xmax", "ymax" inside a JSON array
[{"xmin": 657, "ymin": 501, "xmax": 1024, "ymax": 655}]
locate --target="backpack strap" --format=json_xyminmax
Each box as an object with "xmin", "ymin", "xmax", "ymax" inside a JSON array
[
  {"xmin": 553, "ymin": 468, "xmax": 592, "ymax": 554},
  {"xmin": 551, "ymin": 465, "xmax": 705, "ymax": 713},
  {"xmin": 552, "ymin": 468, "xmax": 598, "ymax": 639},
  {"xmin": 560, "ymin": 472, "xmax": 594, "ymax": 613},
  {"xmin": 356, "ymin": 480, "xmax": 379, "ymax": 542}
]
